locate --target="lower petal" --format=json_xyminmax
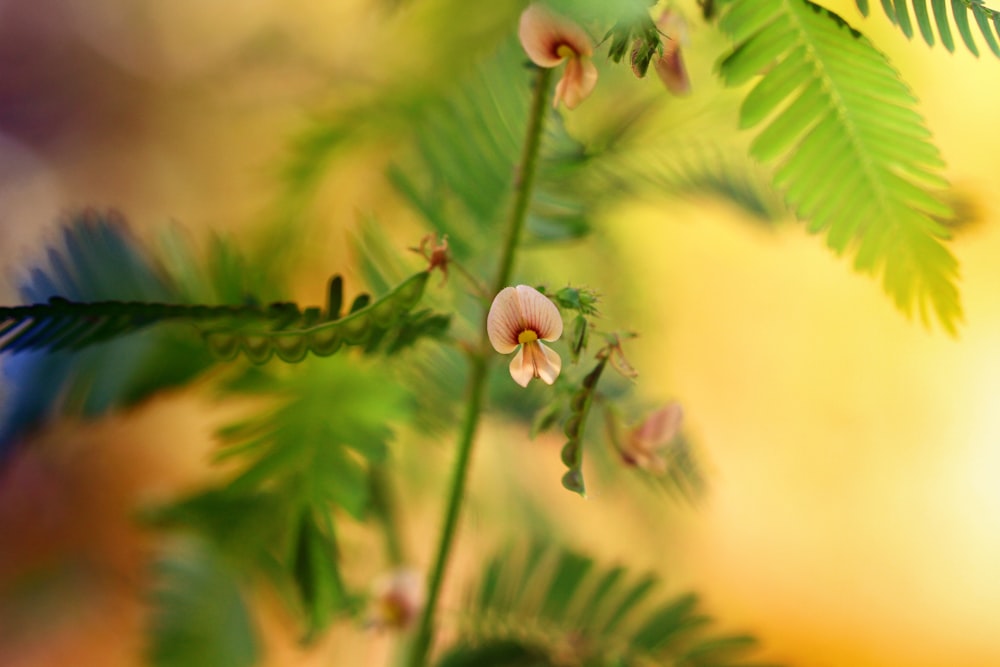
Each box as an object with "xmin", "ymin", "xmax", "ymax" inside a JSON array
[
  {"xmin": 508, "ymin": 346, "xmax": 534, "ymax": 387},
  {"xmin": 532, "ymin": 341, "xmax": 562, "ymax": 385},
  {"xmin": 509, "ymin": 342, "xmax": 563, "ymax": 387},
  {"xmin": 553, "ymin": 56, "xmax": 598, "ymax": 109}
]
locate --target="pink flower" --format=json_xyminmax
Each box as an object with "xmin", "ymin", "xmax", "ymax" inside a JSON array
[
  {"xmin": 368, "ymin": 568, "xmax": 424, "ymax": 631},
  {"xmin": 487, "ymin": 285, "xmax": 563, "ymax": 387},
  {"xmin": 621, "ymin": 402, "xmax": 684, "ymax": 473},
  {"xmin": 653, "ymin": 11, "xmax": 690, "ymax": 95},
  {"xmin": 518, "ymin": 4, "xmax": 598, "ymax": 109}
]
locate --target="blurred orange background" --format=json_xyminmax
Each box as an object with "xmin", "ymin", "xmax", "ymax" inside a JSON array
[{"xmin": 2, "ymin": 1, "xmax": 1000, "ymax": 666}]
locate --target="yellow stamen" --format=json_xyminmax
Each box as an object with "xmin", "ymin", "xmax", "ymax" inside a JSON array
[
  {"xmin": 518, "ymin": 330, "xmax": 539, "ymax": 344},
  {"xmin": 556, "ymin": 44, "xmax": 576, "ymax": 59}
]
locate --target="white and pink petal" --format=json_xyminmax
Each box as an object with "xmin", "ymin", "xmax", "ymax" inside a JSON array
[
  {"xmin": 512, "ymin": 284, "xmax": 563, "ymax": 341},
  {"xmin": 487, "ymin": 286, "xmax": 523, "ymax": 353},
  {"xmin": 553, "ymin": 56, "xmax": 599, "ymax": 110},
  {"xmin": 533, "ymin": 341, "xmax": 562, "ymax": 384},
  {"xmin": 507, "ymin": 341, "xmax": 562, "ymax": 387},
  {"xmin": 518, "ymin": 4, "xmax": 593, "ymax": 67}
]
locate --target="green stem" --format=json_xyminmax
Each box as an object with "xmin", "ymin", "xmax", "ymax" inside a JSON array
[
  {"xmin": 492, "ymin": 69, "xmax": 553, "ymax": 297},
  {"xmin": 406, "ymin": 65, "xmax": 553, "ymax": 667}
]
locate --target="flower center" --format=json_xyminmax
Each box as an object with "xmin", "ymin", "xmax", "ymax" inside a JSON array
[
  {"xmin": 556, "ymin": 44, "xmax": 577, "ymax": 60},
  {"xmin": 518, "ymin": 330, "xmax": 539, "ymax": 344}
]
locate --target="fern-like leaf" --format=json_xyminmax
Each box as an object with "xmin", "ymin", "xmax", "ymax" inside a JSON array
[
  {"xmin": 152, "ymin": 357, "xmax": 405, "ymax": 638},
  {"xmin": 858, "ymin": 0, "xmax": 1000, "ymax": 56},
  {"xmin": 443, "ymin": 541, "xmax": 777, "ymax": 667},
  {"xmin": 0, "ymin": 213, "xmax": 219, "ymax": 454},
  {"xmin": 0, "ymin": 299, "xmax": 279, "ymax": 354},
  {"xmin": 1, "ymin": 271, "xmax": 438, "ymax": 363},
  {"xmin": 719, "ymin": 0, "xmax": 961, "ymax": 332}
]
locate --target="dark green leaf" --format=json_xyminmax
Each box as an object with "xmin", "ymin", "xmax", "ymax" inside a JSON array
[
  {"xmin": 952, "ymin": 0, "xmax": 980, "ymax": 54},
  {"xmin": 932, "ymin": 0, "xmax": 956, "ymax": 50},
  {"xmin": 912, "ymin": 0, "xmax": 936, "ymax": 44},
  {"xmin": 972, "ymin": 3, "xmax": 1000, "ymax": 56},
  {"xmin": 893, "ymin": 0, "xmax": 915, "ymax": 36},
  {"xmin": 880, "ymin": 0, "xmax": 898, "ymax": 23}
]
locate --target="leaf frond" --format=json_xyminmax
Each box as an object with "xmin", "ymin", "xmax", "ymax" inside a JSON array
[
  {"xmin": 151, "ymin": 356, "xmax": 407, "ymax": 638},
  {"xmin": 0, "ymin": 212, "xmax": 218, "ymax": 451},
  {"xmin": 719, "ymin": 0, "xmax": 962, "ymax": 332},
  {"xmin": 442, "ymin": 541, "xmax": 777, "ymax": 667},
  {"xmin": 1, "ymin": 271, "xmax": 440, "ymax": 363},
  {"xmin": 857, "ymin": 0, "xmax": 1000, "ymax": 57}
]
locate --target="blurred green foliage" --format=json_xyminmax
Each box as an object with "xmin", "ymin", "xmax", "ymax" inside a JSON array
[{"xmin": 442, "ymin": 540, "xmax": 777, "ymax": 667}]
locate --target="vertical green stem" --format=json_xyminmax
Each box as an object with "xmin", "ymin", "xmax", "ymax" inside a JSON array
[
  {"xmin": 406, "ymin": 65, "xmax": 553, "ymax": 667},
  {"xmin": 491, "ymin": 67, "xmax": 554, "ymax": 298}
]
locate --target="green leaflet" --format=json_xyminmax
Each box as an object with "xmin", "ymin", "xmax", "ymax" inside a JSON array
[
  {"xmin": 972, "ymin": 2, "xmax": 1000, "ymax": 55},
  {"xmin": 894, "ymin": 0, "xmax": 915, "ymax": 37},
  {"xmin": 952, "ymin": 0, "xmax": 980, "ymax": 54},
  {"xmin": 719, "ymin": 0, "xmax": 962, "ymax": 333},
  {"xmin": 856, "ymin": 0, "xmax": 1000, "ymax": 56},
  {"xmin": 912, "ymin": 0, "xmax": 936, "ymax": 44}
]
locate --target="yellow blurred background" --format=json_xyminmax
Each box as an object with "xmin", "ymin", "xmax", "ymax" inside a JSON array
[{"xmin": 2, "ymin": 1, "xmax": 1000, "ymax": 666}]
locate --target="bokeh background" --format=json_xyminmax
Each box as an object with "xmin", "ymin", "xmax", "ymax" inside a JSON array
[{"xmin": 2, "ymin": 1, "xmax": 1000, "ymax": 666}]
